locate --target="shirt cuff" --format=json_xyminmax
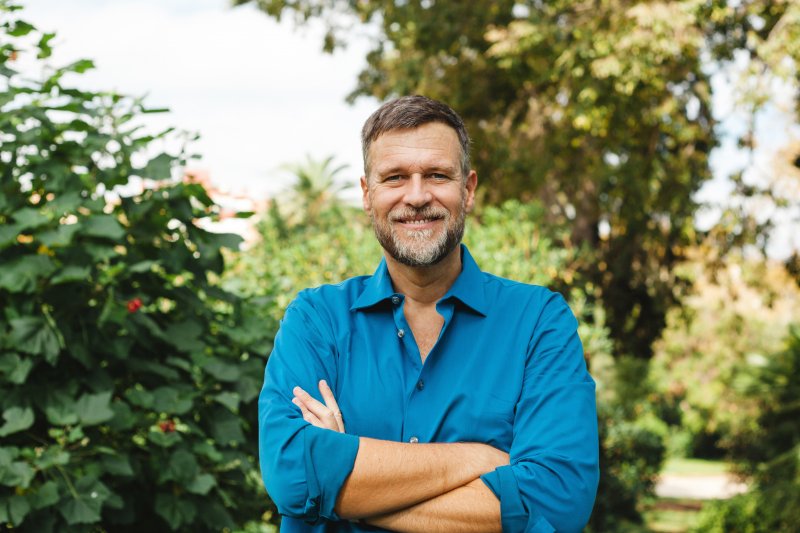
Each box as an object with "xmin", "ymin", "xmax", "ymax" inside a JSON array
[
  {"xmin": 303, "ymin": 427, "xmax": 360, "ymax": 523},
  {"xmin": 481, "ymin": 466, "xmax": 555, "ymax": 533}
]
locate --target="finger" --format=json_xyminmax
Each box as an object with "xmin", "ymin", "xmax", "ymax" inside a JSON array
[
  {"xmin": 292, "ymin": 397, "xmax": 323, "ymax": 427},
  {"xmin": 318, "ymin": 380, "xmax": 345, "ymax": 432},
  {"xmin": 293, "ymin": 386, "xmax": 338, "ymax": 430}
]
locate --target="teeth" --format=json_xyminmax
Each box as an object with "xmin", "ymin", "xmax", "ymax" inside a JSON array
[{"xmin": 403, "ymin": 219, "xmax": 431, "ymax": 224}]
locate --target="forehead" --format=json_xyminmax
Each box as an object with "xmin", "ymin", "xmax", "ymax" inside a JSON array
[{"xmin": 369, "ymin": 122, "xmax": 461, "ymax": 175}]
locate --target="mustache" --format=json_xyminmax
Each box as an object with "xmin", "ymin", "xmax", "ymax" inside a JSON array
[{"xmin": 388, "ymin": 206, "xmax": 449, "ymax": 222}]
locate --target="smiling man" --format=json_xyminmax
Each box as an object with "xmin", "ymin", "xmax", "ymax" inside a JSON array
[{"xmin": 258, "ymin": 96, "xmax": 599, "ymax": 533}]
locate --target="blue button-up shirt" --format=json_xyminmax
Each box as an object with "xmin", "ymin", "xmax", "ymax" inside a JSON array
[{"xmin": 259, "ymin": 245, "xmax": 599, "ymax": 532}]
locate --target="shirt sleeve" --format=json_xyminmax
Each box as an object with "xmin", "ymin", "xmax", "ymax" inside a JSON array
[
  {"xmin": 258, "ymin": 291, "xmax": 360, "ymax": 524},
  {"xmin": 480, "ymin": 291, "xmax": 599, "ymax": 533}
]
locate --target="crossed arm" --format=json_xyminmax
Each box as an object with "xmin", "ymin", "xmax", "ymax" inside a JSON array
[{"xmin": 292, "ymin": 382, "xmax": 505, "ymax": 532}]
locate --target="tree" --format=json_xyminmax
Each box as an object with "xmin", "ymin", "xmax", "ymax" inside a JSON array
[
  {"xmin": 0, "ymin": 3, "xmax": 274, "ymax": 529},
  {"xmin": 237, "ymin": 0, "xmax": 800, "ymax": 359}
]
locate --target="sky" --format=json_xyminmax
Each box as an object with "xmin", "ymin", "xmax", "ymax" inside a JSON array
[
  {"xmin": 22, "ymin": 0, "xmax": 377, "ymax": 200},
  {"xmin": 16, "ymin": 0, "xmax": 800, "ymax": 257}
]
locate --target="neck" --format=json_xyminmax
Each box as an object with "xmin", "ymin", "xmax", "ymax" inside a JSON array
[{"xmin": 384, "ymin": 245, "xmax": 463, "ymax": 305}]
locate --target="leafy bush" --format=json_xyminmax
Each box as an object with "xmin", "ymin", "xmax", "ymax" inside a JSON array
[
  {"xmin": 0, "ymin": 4, "xmax": 274, "ymax": 530},
  {"xmin": 694, "ymin": 325, "xmax": 800, "ymax": 532},
  {"xmin": 651, "ymin": 247, "xmax": 800, "ymax": 458}
]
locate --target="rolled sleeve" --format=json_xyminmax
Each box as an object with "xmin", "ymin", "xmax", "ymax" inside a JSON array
[
  {"xmin": 258, "ymin": 292, "xmax": 360, "ymax": 523},
  {"xmin": 481, "ymin": 292, "xmax": 599, "ymax": 533}
]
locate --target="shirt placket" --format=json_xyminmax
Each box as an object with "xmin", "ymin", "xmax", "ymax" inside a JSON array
[{"xmin": 391, "ymin": 295, "xmax": 455, "ymax": 445}]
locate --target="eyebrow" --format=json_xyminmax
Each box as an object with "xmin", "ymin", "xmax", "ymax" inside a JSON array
[{"xmin": 375, "ymin": 164, "xmax": 458, "ymax": 176}]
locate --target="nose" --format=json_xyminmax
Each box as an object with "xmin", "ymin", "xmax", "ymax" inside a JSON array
[{"xmin": 402, "ymin": 174, "xmax": 432, "ymax": 207}]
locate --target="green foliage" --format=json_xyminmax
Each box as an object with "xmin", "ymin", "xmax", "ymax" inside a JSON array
[
  {"xmin": 240, "ymin": 0, "xmax": 800, "ymax": 364},
  {"xmin": 587, "ymin": 406, "xmax": 666, "ymax": 532},
  {"xmin": 693, "ymin": 326, "xmax": 800, "ymax": 532},
  {"xmin": 0, "ymin": 4, "xmax": 274, "ymax": 530},
  {"xmin": 651, "ymin": 248, "xmax": 800, "ymax": 458}
]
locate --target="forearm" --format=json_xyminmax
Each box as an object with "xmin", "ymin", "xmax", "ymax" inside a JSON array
[
  {"xmin": 365, "ymin": 479, "xmax": 501, "ymax": 533},
  {"xmin": 335, "ymin": 437, "xmax": 507, "ymax": 519}
]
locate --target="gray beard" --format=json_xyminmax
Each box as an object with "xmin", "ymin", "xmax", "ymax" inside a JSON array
[{"xmin": 370, "ymin": 200, "xmax": 466, "ymax": 267}]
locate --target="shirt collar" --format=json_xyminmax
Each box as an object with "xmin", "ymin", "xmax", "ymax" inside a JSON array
[{"xmin": 351, "ymin": 244, "xmax": 488, "ymax": 316}]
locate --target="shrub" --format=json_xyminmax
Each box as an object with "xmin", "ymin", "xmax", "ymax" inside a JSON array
[
  {"xmin": 0, "ymin": 4, "xmax": 274, "ymax": 530},
  {"xmin": 694, "ymin": 325, "xmax": 800, "ymax": 532}
]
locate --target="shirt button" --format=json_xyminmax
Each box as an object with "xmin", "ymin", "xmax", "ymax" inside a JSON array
[
  {"xmin": 409, "ymin": 436, "xmax": 419, "ymax": 443},
  {"xmin": 391, "ymin": 296, "xmax": 400, "ymax": 305},
  {"xmin": 397, "ymin": 329, "xmax": 405, "ymax": 338},
  {"xmin": 416, "ymin": 379, "xmax": 425, "ymax": 391}
]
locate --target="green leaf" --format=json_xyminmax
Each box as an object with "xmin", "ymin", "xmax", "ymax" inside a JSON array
[
  {"xmin": 213, "ymin": 391, "xmax": 240, "ymax": 413},
  {"xmin": 142, "ymin": 153, "xmax": 174, "ymax": 180},
  {"xmin": 65, "ymin": 59, "xmax": 95, "ymax": 73},
  {"xmin": 38, "ymin": 224, "xmax": 80, "ymax": 247},
  {"xmin": 58, "ymin": 477, "xmax": 110, "ymax": 525},
  {"xmin": 43, "ymin": 390, "xmax": 78, "ymax": 425},
  {"xmin": 0, "ymin": 224, "xmax": 21, "ymax": 249},
  {"xmin": 147, "ymin": 430, "xmax": 181, "ymax": 448},
  {"xmin": 8, "ymin": 316, "xmax": 61, "ymax": 362},
  {"xmin": 0, "ymin": 407, "xmax": 34, "ymax": 437},
  {"xmin": 32, "ymin": 481, "xmax": 60, "ymax": 510},
  {"xmin": 0, "ymin": 460, "xmax": 34, "ymax": 488},
  {"xmin": 209, "ymin": 408, "xmax": 244, "ymax": 445},
  {"xmin": 33, "ymin": 447, "xmax": 70, "ymax": 470},
  {"xmin": 154, "ymin": 492, "xmax": 196, "ymax": 530},
  {"xmin": 202, "ymin": 360, "xmax": 241, "ymax": 382},
  {"xmin": 9, "ymin": 20, "xmax": 34, "ymax": 36},
  {"xmin": 163, "ymin": 320, "xmax": 204, "ymax": 353},
  {"xmin": 75, "ymin": 391, "xmax": 114, "ymax": 426},
  {"xmin": 0, "ymin": 353, "xmax": 34, "ymax": 384},
  {"xmin": 185, "ymin": 473, "xmax": 216, "ymax": 495},
  {"xmin": 197, "ymin": 500, "xmax": 234, "ymax": 529},
  {"xmin": 13, "ymin": 207, "xmax": 51, "ymax": 231},
  {"xmin": 47, "ymin": 191, "xmax": 83, "ymax": 215},
  {"xmin": 128, "ymin": 260, "xmax": 159, "ymax": 273},
  {"xmin": 37, "ymin": 32, "xmax": 56, "ymax": 59},
  {"xmin": 59, "ymin": 498, "xmax": 100, "ymax": 525},
  {"xmin": 152, "ymin": 386, "xmax": 194, "ymax": 415},
  {"xmin": 101, "ymin": 454, "xmax": 133, "ymax": 476},
  {"xmin": 0, "ymin": 255, "xmax": 57, "ymax": 293},
  {"xmin": 8, "ymin": 494, "xmax": 30, "ymax": 526},
  {"xmin": 125, "ymin": 388, "xmax": 154, "ymax": 409},
  {"xmin": 82, "ymin": 215, "xmax": 125, "ymax": 240},
  {"xmin": 50, "ymin": 265, "xmax": 91, "ymax": 285},
  {"xmin": 107, "ymin": 400, "xmax": 136, "ymax": 431},
  {"xmin": 160, "ymin": 449, "xmax": 198, "ymax": 484},
  {"xmin": 0, "ymin": 447, "xmax": 18, "ymax": 465}
]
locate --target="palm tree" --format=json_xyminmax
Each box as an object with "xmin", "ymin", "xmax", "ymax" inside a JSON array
[{"xmin": 276, "ymin": 155, "xmax": 352, "ymax": 227}]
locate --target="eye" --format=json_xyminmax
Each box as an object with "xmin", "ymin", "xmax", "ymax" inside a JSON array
[
  {"xmin": 430, "ymin": 173, "xmax": 450, "ymax": 180},
  {"xmin": 383, "ymin": 175, "xmax": 403, "ymax": 182}
]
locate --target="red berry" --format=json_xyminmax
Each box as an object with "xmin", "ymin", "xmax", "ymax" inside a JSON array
[
  {"xmin": 127, "ymin": 298, "xmax": 143, "ymax": 313},
  {"xmin": 158, "ymin": 420, "xmax": 176, "ymax": 433}
]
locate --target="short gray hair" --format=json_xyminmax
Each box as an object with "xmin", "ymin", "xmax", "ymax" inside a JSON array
[{"xmin": 361, "ymin": 95, "xmax": 471, "ymax": 180}]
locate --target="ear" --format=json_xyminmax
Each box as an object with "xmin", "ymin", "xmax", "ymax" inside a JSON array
[
  {"xmin": 360, "ymin": 175, "xmax": 371, "ymax": 212},
  {"xmin": 464, "ymin": 170, "xmax": 478, "ymax": 213}
]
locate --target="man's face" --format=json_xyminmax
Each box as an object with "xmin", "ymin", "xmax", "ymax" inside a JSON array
[{"xmin": 361, "ymin": 122, "xmax": 477, "ymax": 267}]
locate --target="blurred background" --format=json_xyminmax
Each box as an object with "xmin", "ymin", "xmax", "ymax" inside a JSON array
[{"xmin": 1, "ymin": 0, "xmax": 799, "ymax": 531}]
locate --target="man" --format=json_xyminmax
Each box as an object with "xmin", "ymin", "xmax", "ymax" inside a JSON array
[{"xmin": 258, "ymin": 96, "xmax": 599, "ymax": 532}]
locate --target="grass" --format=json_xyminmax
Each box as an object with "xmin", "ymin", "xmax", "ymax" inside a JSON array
[
  {"xmin": 662, "ymin": 457, "xmax": 731, "ymax": 476},
  {"xmin": 643, "ymin": 497, "xmax": 704, "ymax": 532}
]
